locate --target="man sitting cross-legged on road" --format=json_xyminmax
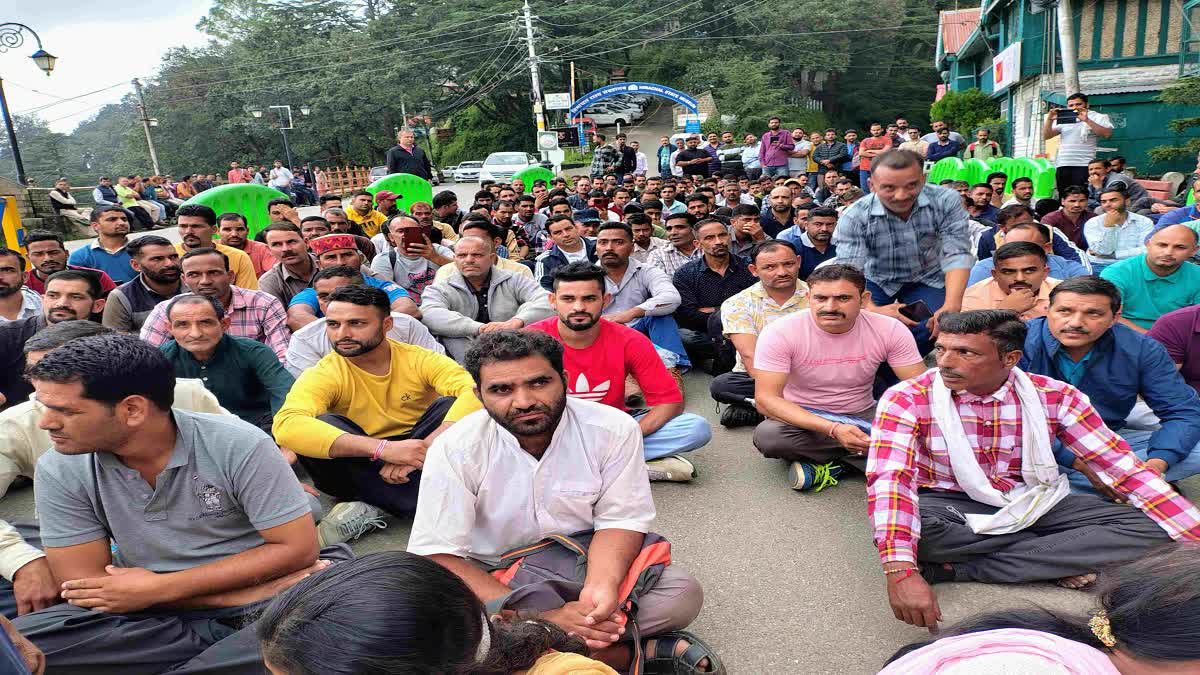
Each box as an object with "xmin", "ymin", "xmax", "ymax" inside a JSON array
[
  {"xmin": 12, "ymin": 334, "xmax": 347, "ymax": 675},
  {"xmin": 528, "ymin": 262, "xmax": 712, "ymax": 482},
  {"xmin": 869, "ymin": 310, "xmax": 1200, "ymax": 631},
  {"xmin": 273, "ymin": 285, "xmax": 481, "ymax": 519},
  {"xmin": 709, "ymin": 241, "xmax": 810, "ymax": 428},
  {"xmin": 1019, "ymin": 276, "xmax": 1200, "ymax": 490},
  {"xmin": 159, "ymin": 294, "xmax": 295, "ymax": 433},
  {"xmin": 1100, "ymin": 224, "xmax": 1200, "ymax": 334},
  {"xmin": 284, "ymin": 266, "xmax": 443, "ymax": 376},
  {"xmin": 753, "ymin": 264, "xmax": 925, "ymax": 492},
  {"xmin": 101, "ymin": 235, "xmax": 184, "ymax": 333},
  {"xmin": 421, "ymin": 236, "xmax": 554, "ymax": 363},
  {"xmin": 409, "ymin": 330, "xmax": 719, "ymax": 674}
]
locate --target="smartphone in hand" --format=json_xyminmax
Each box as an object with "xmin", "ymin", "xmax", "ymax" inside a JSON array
[{"xmin": 899, "ymin": 300, "xmax": 934, "ymax": 323}]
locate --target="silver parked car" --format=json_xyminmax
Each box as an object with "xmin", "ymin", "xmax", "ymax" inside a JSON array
[{"xmin": 453, "ymin": 161, "xmax": 483, "ymax": 182}]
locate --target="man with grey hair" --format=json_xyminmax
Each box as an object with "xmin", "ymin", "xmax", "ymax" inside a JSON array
[
  {"xmin": 420, "ymin": 236, "xmax": 554, "ymax": 362},
  {"xmin": 385, "ymin": 128, "xmax": 432, "ymax": 180}
]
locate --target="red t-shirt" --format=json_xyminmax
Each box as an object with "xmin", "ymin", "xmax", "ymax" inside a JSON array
[
  {"xmin": 859, "ymin": 136, "xmax": 892, "ymax": 170},
  {"xmin": 527, "ymin": 318, "xmax": 681, "ymax": 411}
]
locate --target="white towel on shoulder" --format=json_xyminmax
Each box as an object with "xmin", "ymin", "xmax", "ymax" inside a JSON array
[{"xmin": 930, "ymin": 367, "xmax": 1069, "ymax": 535}]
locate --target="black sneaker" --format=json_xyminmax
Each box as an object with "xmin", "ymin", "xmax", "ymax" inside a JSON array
[{"xmin": 719, "ymin": 404, "xmax": 763, "ymax": 428}]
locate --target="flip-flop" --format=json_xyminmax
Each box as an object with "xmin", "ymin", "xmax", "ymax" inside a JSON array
[{"xmin": 642, "ymin": 630, "xmax": 725, "ymax": 675}]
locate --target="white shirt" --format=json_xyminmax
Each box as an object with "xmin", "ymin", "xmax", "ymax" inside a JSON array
[
  {"xmin": 561, "ymin": 246, "xmax": 591, "ymax": 264},
  {"xmin": 634, "ymin": 151, "xmax": 648, "ymax": 175},
  {"xmin": 408, "ymin": 398, "xmax": 655, "ymax": 564},
  {"xmin": 669, "ymin": 149, "xmax": 684, "ymax": 177},
  {"xmin": 0, "ymin": 288, "xmax": 42, "ymax": 323},
  {"xmin": 1053, "ymin": 111, "xmax": 1113, "ymax": 168},
  {"xmin": 788, "ymin": 140, "xmax": 812, "ymax": 173},
  {"xmin": 716, "ymin": 193, "xmax": 758, "ymax": 208},
  {"xmin": 284, "ymin": 312, "xmax": 443, "ymax": 376},
  {"xmin": 269, "ymin": 167, "xmax": 294, "ymax": 188}
]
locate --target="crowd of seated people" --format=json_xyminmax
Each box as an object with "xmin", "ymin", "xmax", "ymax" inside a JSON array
[{"xmin": 3, "ymin": 138, "xmax": 1200, "ymax": 674}]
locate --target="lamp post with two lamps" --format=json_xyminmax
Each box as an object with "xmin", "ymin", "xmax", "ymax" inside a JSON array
[
  {"xmin": 247, "ymin": 104, "xmax": 310, "ymax": 171},
  {"xmin": 0, "ymin": 22, "xmax": 58, "ymax": 186}
]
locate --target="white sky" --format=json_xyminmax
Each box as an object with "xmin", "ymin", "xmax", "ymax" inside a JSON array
[{"xmin": 4, "ymin": 1, "xmax": 212, "ymax": 133}]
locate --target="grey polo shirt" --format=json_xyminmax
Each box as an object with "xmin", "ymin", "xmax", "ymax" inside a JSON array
[{"xmin": 34, "ymin": 410, "xmax": 309, "ymax": 572}]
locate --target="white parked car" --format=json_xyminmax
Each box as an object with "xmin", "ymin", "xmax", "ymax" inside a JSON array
[
  {"xmin": 479, "ymin": 152, "xmax": 540, "ymax": 183},
  {"xmin": 588, "ymin": 102, "xmax": 643, "ymax": 120},
  {"xmin": 585, "ymin": 109, "xmax": 636, "ymax": 127},
  {"xmin": 453, "ymin": 161, "xmax": 483, "ymax": 182},
  {"xmin": 440, "ymin": 165, "xmax": 458, "ymax": 182}
]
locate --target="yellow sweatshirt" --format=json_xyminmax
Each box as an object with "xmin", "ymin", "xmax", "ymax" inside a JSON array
[{"xmin": 273, "ymin": 340, "xmax": 481, "ymax": 457}]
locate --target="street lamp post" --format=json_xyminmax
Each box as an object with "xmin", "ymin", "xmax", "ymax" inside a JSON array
[
  {"xmin": 247, "ymin": 104, "xmax": 310, "ymax": 170},
  {"xmin": 0, "ymin": 23, "xmax": 58, "ymax": 186}
]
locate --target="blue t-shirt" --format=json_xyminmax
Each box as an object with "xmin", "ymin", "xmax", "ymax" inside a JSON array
[
  {"xmin": 67, "ymin": 242, "xmax": 135, "ymax": 284},
  {"xmin": 288, "ymin": 275, "xmax": 409, "ymax": 315}
]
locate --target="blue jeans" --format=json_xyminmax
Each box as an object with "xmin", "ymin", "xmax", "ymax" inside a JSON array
[
  {"xmin": 865, "ymin": 280, "xmax": 945, "ymax": 354},
  {"xmin": 1058, "ymin": 430, "xmax": 1200, "ymax": 493},
  {"xmin": 630, "ymin": 314, "xmax": 691, "ymax": 368},
  {"xmin": 859, "ymin": 169, "xmax": 872, "ymax": 193},
  {"xmin": 633, "ymin": 411, "xmax": 712, "ymax": 460},
  {"xmin": 763, "ymin": 165, "xmax": 789, "ymax": 178}
]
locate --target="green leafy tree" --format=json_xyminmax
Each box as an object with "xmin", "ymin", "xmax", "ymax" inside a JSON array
[
  {"xmin": 1148, "ymin": 75, "xmax": 1200, "ymax": 164},
  {"xmin": 929, "ymin": 88, "xmax": 1000, "ymax": 136}
]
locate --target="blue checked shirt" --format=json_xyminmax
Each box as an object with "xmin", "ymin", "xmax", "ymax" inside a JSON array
[{"xmin": 831, "ymin": 184, "xmax": 973, "ymax": 296}]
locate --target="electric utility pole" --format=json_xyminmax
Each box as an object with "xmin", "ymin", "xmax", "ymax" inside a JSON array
[
  {"xmin": 522, "ymin": 0, "xmax": 546, "ymax": 136},
  {"xmin": 132, "ymin": 78, "xmax": 161, "ymax": 176}
]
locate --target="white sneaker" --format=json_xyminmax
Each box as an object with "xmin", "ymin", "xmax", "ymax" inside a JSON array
[
  {"xmin": 646, "ymin": 455, "xmax": 696, "ymax": 482},
  {"xmin": 317, "ymin": 501, "xmax": 388, "ymax": 547}
]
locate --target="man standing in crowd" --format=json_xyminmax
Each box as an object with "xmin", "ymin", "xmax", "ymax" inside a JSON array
[
  {"xmin": 673, "ymin": 218, "xmax": 756, "ymax": 372},
  {"xmin": 421, "ymin": 236, "xmax": 554, "ymax": 361},
  {"xmin": 753, "ymin": 264, "xmax": 924, "ymax": 491},
  {"xmin": 968, "ymin": 223, "xmax": 1089, "ymax": 286},
  {"xmin": 962, "ymin": 128, "xmax": 1002, "ymax": 160},
  {"xmin": 920, "ymin": 120, "xmax": 966, "ymax": 146},
  {"xmin": 813, "ymin": 129, "xmax": 850, "ymax": 186},
  {"xmin": 674, "ymin": 135, "xmax": 713, "ymax": 178},
  {"xmin": 227, "ymin": 160, "xmax": 249, "ymax": 184},
  {"xmin": 857, "ymin": 123, "xmax": 892, "ymax": 192},
  {"xmin": 961, "ymin": 242, "xmax": 1059, "ymax": 321},
  {"xmin": 140, "ymin": 248, "xmax": 291, "ymax": 362},
  {"xmin": 590, "ymin": 133, "xmax": 621, "ymax": 180},
  {"xmin": 274, "ymin": 285, "xmax": 481, "ymax": 516},
  {"xmin": 709, "ymin": 241, "xmax": 809, "ymax": 427},
  {"xmin": 530, "ymin": 262, "xmax": 711, "ymax": 481},
  {"xmin": 159, "ymin": 294, "xmax": 294, "ymax": 431},
  {"xmin": 385, "ymin": 128, "xmax": 433, "ymax": 180},
  {"xmin": 1083, "ymin": 187, "xmax": 1155, "ymax": 272},
  {"xmin": 1021, "ymin": 276, "xmax": 1200, "ymax": 490},
  {"xmin": 658, "ymin": 135, "xmax": 673, "ymax": 176},
  {"xmin": 869, "ymin": 310, "xmax": 1200, "ymax": 631},
  {"xmin": 1044, "ymin": 93, "xmax": 1114, "ymax": 195},
  {"xmin": 68, "ymin": 206, "xmax": 137, "ymax": 284},
  {"xmin": 833, "ymin": 149, "xmax": 973, "ymax": 352},
  {"xmin": 13, "ymin": 334, "xmax": 326, "ymax": 674},
  {"xmin": 218, "ymin": 213, "xmax": 274, "ymax": 277},
  {"xmin": 269, "ymin": 159, "xmax": 295, "ymax": 198},
  {"xmin": 925, "ymin": 128, "xmax": 963, "ymax": 162},
  {"xmin": 409, "ymin": 330, "xmax": 716, "ymax": 673},
  {"xmin": 21, "ymin": 232, "xmax": 115, "ymax": 296},
  {"xmin": 615, "ymin": 134, "xmax": 637, "ymax": 179},
  {"xmin": 175, "ymin": 204, "xmax": 259, "ymax": 289},
  {"xmin": 1100, "ymin": 224, "xmax": 1200, "ymax": 332},
  {"xmin": 101, "ymin": 236, "xmax": 183, "ymax": 333}
]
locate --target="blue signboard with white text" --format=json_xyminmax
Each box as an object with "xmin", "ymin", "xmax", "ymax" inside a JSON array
[{"xmin": 568, "ymin": 82, "xmax": 699, "ymax": 117}]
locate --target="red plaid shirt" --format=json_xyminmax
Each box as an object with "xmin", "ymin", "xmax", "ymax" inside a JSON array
[
  {"xmin": 866, "ymin": 369, "xmax": 1200, "ymax": 564},
  {"xmin": 140, "ymin": 286, "xmax": 291, "ymax": 362}
]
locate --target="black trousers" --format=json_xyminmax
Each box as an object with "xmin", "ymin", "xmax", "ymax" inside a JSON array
[
  {"xmin": 709, "ymin": 371, "xmax": 754, "ymax": 406},
  {"xmin": 1055, "ymin": 166, "xmax": 1089, "ymax": 197},
  {"xmin": 297, "ymin": 396, "xmax": 455, "ymax": 516}
]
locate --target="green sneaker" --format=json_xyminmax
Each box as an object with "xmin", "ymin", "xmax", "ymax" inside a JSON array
[
  {"xmin": 317, "ymin": 501, "xmax": 388, "ymax": 547},
  {"xmin": 788, "ymin": 461, "xmax": 844, "ymax": 492}
]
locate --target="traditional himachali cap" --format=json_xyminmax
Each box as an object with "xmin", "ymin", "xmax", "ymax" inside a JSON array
[{"xmin": 308, "ymin": 234, "xmax": 358, "ymax": 256}]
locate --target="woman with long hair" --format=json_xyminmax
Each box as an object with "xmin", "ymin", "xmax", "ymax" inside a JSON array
[
  {"xmin": 257, "ymin": 551, "xmax": 616, "ymax": 675},
  {"xmin": 881, "ymin": 543, "xmax": 1200, "ymax": 674}
]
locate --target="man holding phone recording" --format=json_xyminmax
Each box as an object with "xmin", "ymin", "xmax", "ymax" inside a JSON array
[
  {"xmin": 1043, "ymin": 93, "xmax": 1113, "ymax": 196},
  {"xmin": 371, "ymin": 214, "xmax": 454, "ymax": 305}
]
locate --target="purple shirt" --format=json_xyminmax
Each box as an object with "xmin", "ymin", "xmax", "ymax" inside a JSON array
[
  {"xmin": 759, "ymin": 130, "xmax": 795, "ymax": 167},
  {"xmin": 1148, "ymin": 304, "xmax": 1200, "ymax": 395}
]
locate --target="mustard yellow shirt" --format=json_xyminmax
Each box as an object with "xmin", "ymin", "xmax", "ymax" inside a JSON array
[
  {"xmin": 521, "ymin": 652, "xmax": 619, "ymax": 675},
  {"xmin": 273, "ymin": 340, "xmax": 481, "ymax": 457},
  {"xmin": 175, "ymin": 242, "xmax": 260, "ymax": 290},
  {"xmin": 346, "ymin": 208, "xmax": 388, "ymax": 238}
]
